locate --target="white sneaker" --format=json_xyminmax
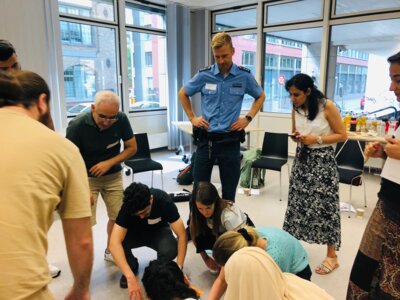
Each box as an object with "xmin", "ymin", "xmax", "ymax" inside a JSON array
[
  {"xmin": 48, "ymin": 264, "xmax": 61, "ymax": 278},
  {"xmin": 104, "ymin": 250, "xmax": 114, "ymax": 263}
]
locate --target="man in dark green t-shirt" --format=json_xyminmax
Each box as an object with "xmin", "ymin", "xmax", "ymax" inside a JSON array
[
  {"xmin": 109, "ymin": 182, "xmax": 187, "ymax": 298},
  {"xmin": 66, "ymin": 90, "xmax": 137, "ymax": 262}
]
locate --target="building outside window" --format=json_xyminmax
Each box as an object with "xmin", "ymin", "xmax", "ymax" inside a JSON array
[{"xmin": 59, "ymin": 0, "xmax": 118, "ymax": 117}]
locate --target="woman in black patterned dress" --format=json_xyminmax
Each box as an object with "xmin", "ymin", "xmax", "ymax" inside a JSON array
[{"xmin": 283, "ymin": 73, "xmax": 346, "ymax": 275}]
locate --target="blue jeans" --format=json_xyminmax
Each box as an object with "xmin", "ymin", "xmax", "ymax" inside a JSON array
[
  {"xmin": 194, "ymin": 140, "xmax": 241, "ymax": 201},
  {"xmin": 122, "ymin": 227, "xmax": 177, "ymax": 273}
]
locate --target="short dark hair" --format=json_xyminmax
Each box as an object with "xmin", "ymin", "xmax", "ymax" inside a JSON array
[
  {"xmin": 388, "ymin": 52, "xmax": 400, "ymax": 64},
  {"xmin": 123, "ymin": 182, "xmax": 151, "ymax": 214},
  {"xmin": 142, "ymin": 260, "xmax": 198, "ymax": 300},
  {"xmin": 0, "ymin": 70, "xmax": 50, "ymax": 109},
  {"xmin": 0, "ymin": 40, "xmax": 16, "ymax": 61}
]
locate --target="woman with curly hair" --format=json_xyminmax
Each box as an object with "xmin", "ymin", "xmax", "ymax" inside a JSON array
[{"xmin": 142, "ymin": 259, "xmax": 200, "ymax": 300}]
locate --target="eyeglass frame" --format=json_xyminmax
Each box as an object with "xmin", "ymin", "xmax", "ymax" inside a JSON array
[{"xmin": 95, "ymin": 111, "xmax": 119, "ymax": 122}]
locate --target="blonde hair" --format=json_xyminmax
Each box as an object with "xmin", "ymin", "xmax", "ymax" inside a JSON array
[
  {"xmin": 212, "ymin": 226, "xmax": 259, "ymax": 266},
  {"xmin": 211, "ymin": 32, "xmax": 233, "ymax": 50},
  {"xmin": 94, "ymin": 90, "xmax": 120, "ymax": 107}
]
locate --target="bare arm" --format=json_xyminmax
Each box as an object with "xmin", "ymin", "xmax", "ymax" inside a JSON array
[
  {"xmin": 89, "ymin": 137, "xmax": 137, "ymax": 177},
  {"xmin": 290, "ymin": 109, "xmax": 301, "ymax": 142},
  {"xmin": 230, "ymin": 90, "xmax": 266, "ymax": 131},
  {"xmin": 209, "ymin": 267, "xmax": 227, "ymax": 300},
  {"xmin": 169, "ymin": 218, "xmax": 187, "ymax": 268},
  {"xmin": 63, "ymin": 217, "xmax": 93, "ymax": 300},
  {"xmin": 299, "ymin": 100, "xmax": 347, "ymax": 145},
  {"xmin": 200, "ymin": 251, "xmax": 219, "ymax": 271},
  {"xmin": 109, "ymin": 224, "xmax": 143, "ymax": 300},
  {"xmin": 384, "ymin": 137, "xmax": 400, "ymax": 159},
  {"xmin": 178, "ymin": 87, "xmax": 209, "ymax": 129}
]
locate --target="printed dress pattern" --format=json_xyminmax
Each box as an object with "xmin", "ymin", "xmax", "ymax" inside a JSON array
[{"xmin": 283, "ymin": 146, "xmax": 341, "ymax": 250}]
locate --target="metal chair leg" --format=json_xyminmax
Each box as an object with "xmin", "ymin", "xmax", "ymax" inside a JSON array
[
  {"xmin": 279, "ymin": 170, "xmax": 282, "ymax": 201},
  {"xmin": 349, "ymin": 184, "xmax": 353, "ymax": 218},
  {"xmin": 249, "ymin": 168, "xmax": 254, "ymax": 191},
  {"xmin": 161, "ymin": 170, "xmax": 164, "ymax": 190},
  {"xmin": 363, "ymin": 176, "xmax": 367, "ymax": 208},
  {"xmin": 151, "ymin": 171, "xmax": 154, "ymax": 187}
]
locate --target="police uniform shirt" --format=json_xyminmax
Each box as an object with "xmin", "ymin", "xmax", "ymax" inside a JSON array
[{"xmin": 183, "ymin": 63, "xmax": 262, "ymax": 133}]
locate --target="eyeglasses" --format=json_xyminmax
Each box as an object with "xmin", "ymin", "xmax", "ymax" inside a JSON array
[{"xmin": 96, "ymin": 112, "xmax": 118, "ymax": 122}]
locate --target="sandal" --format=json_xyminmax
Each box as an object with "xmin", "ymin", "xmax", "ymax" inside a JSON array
[{"xmin": 315, "ymin": 256, "xmax": 339, "ymax": 275}]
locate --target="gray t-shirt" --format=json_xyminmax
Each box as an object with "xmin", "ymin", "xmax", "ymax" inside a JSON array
[{"xmin": 206, "ymin": 203, "xmax": 247, "ymax": 233}]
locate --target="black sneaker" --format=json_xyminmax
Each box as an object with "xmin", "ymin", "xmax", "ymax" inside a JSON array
[{"xmin": 120, "ymin": 275, "xmax": 128, "ymax": 289}]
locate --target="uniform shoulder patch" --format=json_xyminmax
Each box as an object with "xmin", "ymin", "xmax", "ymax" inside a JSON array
[
  {"xmin": 199, "ymin": 66, "xmax": 211, "ymax": 72},
  {"xmin": 238, "ymin": 66, "xmax": 251, "ymax": 73}
]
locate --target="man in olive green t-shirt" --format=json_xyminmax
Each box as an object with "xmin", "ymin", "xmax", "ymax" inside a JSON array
[{"xmin": 67, "ymin": 90, "xmax": 137, "ymax": 262}]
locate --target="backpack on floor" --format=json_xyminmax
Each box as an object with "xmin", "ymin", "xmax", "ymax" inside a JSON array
[
  {"xmin": 176, "ymin": 152, "xmax": 196, "ymax": 185},
  {"xmin": 240, "ymin": 149, "xmax": 264, "ymax": 188}
]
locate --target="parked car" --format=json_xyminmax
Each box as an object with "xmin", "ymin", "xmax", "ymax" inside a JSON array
[
  {"xmin": 131, "ymin": 101, "xmax": 161, "ymax": 110},
  {"xmin": 67, "ymin": 103, "xmax": 92, "ymax": 115}
]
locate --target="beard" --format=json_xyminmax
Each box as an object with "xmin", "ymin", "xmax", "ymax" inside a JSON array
[{"xmin": 39, "ymin": 110, "xmax": 55, "ymax": 131}]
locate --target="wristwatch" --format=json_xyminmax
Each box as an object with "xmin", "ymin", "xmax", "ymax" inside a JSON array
[
  {"xmin": 245, "ymin": 115, "xmax": 253, "ymax": 122},
  {"xmin": 316, "ymin": 136, "xmax": 323, "ymax": 145}
]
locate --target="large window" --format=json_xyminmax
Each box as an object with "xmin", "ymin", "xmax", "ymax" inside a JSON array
[
  {"xmin": 59, "ymin": 0, "xmax": 114, "ymax": 21},
  {"xmin": 213, "ymin": 7, "xmax": 257, "ymax": 31},
  {"xmin": 263, "ymin": 28, "xmax": 323, "ymax": 113},
  {"xmin": 125, "ymin": 2, "xmax": 166, "ymax": 30},
  {"xmin": 126, "ymin": 32, "xmax": 167, "ymax": 110},
  {"xmin": 125, "ymin": 3, "xmax": 167, "ymax": 111},
  {"xmin": 59, "ymin": 0, "xmax": 118, "ymax": 117},
  {"xmin": 327, "ymin": 19, "xmax": 400, "ymax": 119},
  {"xmin": 333, "ymin": 0, "xmax": 400, "ymax": 16},
  {"xmin": 264, "ymin": 0, "xmax": 323, "ymax": 26}
]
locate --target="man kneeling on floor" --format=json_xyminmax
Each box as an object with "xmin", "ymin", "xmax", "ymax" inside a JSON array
[{"xmin": 109, "ymin": 182, "xmax": 187, "ymax": 299}]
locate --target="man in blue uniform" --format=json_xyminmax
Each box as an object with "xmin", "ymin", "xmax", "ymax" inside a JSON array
[{"xmin": 178, "ymin": 32, "xmax": 265, "ymax": 201}]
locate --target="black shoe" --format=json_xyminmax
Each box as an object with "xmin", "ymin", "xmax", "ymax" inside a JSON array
[{"xmin": 120, "ymin": 275, "xmax": 128, "ymax": 289}]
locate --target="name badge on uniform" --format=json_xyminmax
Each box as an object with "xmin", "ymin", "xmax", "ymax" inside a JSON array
[
  {"xmin": 106, "ymin": 140, "xmax": 120, "ymax": 149},
  {"xmin": 148, "ymin": 217, "xmax": 161, "ymax": 225},
  {"xmin": 205, "ymin": 83, "xmax": 217, "ymax": 91},
  {"xmin": 232, "ymin": 83, "xmax": 242, "ymax": 88}
]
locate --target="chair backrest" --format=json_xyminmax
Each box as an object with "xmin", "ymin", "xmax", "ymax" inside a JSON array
[
  {"xmin": 260, "ymin": 132, "xmax": 288, "ymax": 160},
  {"xmin": 132, "ymin": 133, "xmax": 151, "ymax": 159},
  {"xmin": 335, "ymin": 140, "xmax": 365, "ymax": 171}
]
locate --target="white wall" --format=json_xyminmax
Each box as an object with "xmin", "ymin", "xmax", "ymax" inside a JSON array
[{"xmin": 0, "ymin": 0, "xmax": 64, "ymax": 128}]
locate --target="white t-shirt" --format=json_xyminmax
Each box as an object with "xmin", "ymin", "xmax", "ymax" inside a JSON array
[{"xmin": 295, "ymin": 102, "xmax": 333, "ymax": 149}]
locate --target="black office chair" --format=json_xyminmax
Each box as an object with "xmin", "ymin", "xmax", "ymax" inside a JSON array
[
  {"xmin": 335, "ymin": 140, "xmax": 366, "ymax": 217},
  {"xmin": 125, "ymin": 133, "xmax": 164, "ymax": 189},
  {"xmin": 250, "ymin": 132, "xmax": 289, "ymax": 201}
]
